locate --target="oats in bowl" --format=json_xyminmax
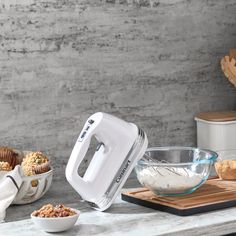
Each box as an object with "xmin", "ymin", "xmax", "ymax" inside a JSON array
[
  {"xmin": 32, "ymin": 204, "xmax": 76, "ymax": 218},
  {"xmin": 31, "ymin": 204, "xmax": 80, "ymax": 232}
]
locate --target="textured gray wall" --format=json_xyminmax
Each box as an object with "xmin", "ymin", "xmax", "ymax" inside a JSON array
[{"xmin": 1, "ymin": 0, "xmax": 236, "ymax": 185}]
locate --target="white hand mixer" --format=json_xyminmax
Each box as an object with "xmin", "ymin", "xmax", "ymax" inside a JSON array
[{"xmin": 66, "ymin": 112, "xmax": 148, "ymax": 211}]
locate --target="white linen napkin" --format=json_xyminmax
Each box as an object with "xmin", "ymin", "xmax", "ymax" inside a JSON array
[{"xmin": 0, "ymin": 166, "xmax": 22, "ymax": 222}]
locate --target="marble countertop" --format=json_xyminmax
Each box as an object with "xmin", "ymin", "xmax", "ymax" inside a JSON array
[{"xmin": 2, "ymin": 186, "xmax": 236, "ymax": 236}]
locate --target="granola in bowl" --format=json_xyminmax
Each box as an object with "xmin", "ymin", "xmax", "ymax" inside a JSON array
[
  {"xmin": 31, "ymin": 204, "xmax": 80, "ymax": 232},
  {"xmin": 32, "ymin": 204, "xmax": 77, "ymax": 218}
]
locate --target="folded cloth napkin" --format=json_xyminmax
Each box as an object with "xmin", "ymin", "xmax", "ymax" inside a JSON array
[{"xmin": 0, "ymin": 166, "xmax": 22, "ymax": 222}]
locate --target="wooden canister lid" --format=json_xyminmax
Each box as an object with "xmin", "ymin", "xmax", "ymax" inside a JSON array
[{"xmin": 195, "ymin": 111, "xmax": 236, "ymax": 122}]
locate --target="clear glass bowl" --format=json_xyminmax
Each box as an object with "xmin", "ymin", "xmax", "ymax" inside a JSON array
[{"xmin": 135, "ymin": 146, "xmax": 218, "ymax": 196}]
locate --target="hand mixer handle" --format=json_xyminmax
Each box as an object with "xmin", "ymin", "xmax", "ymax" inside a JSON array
[{"xmin": 65, "ymin": 113, "xmax": 105, "ymax": 199}]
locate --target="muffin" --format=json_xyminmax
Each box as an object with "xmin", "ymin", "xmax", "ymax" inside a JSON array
[
  {"xmin": 0, "ymin": 161, "xmax": 12, "ymax": 171},
  {"xmin": 21, "ymin": 151, "xmax": 50, "ymax": 187},
  {"xmin": 0, "ymin": 147, "xmax": 23, "ymax": 169},
  {"xmin": 215, "ymin": 160, "xmax": 236, "ymax": 180}
]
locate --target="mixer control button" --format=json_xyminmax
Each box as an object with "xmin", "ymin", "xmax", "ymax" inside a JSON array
[
  {"xmin": 88, "ymin": 119, "xmax": 94, "ymax": 124},
  {"xmin": 80, "ymin": 131, "xmax": 86, "ymax": 139}
]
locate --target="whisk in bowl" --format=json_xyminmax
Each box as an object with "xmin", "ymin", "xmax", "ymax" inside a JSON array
[
  {"xmin": 135, "ymin": 147, "xmax": 217, "ymax": 196},
  {"xmin": 143, "ymin": 153, "xmax": 187, "ymax": 177}
]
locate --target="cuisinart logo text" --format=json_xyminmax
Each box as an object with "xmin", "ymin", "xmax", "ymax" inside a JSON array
[{"xmin": 116, "ymin": 160, "xmax": 131, "ymax": 183}]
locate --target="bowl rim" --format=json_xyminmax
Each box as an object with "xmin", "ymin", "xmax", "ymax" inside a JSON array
[
  {"xmin": 21, "ymin": 168, "xmax": 53, "ymax": 180},
  {"xmin": 31, "ymin": 207, "xmax": 80, "ymax": 219},
  {"xmin": 138, "ymin": 146, "xmax": 218, "ymax": 166}
]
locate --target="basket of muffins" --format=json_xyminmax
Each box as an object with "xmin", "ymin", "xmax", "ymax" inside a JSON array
[{"xmin": 0, "ymin": 146, "xmax": 53, "ymax": 204}]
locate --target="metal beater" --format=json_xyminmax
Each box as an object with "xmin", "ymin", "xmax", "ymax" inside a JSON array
[{"xmin": 143, "ymin": 153, "xmax": 189, "ymax": 177}]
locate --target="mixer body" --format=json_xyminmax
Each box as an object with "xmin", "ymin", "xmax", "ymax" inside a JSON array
[{"xmin": 66, "ymin": 112, "xmax": 148, "ymax": 211}]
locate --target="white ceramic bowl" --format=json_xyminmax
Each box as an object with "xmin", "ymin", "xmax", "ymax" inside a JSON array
[
  {"xmin": 13, "ymin": 150, "xmax": 53, "ymax": 204},
  {"xmin": 31, "ymin": 208, "xmax": 80, "ymax": 232},
  {"xmin": 13, "ymin": 169, "xmax": 53, "ymax": 204}
]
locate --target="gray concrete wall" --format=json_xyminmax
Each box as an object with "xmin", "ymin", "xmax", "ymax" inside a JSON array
[{"xmin": 1, "ymin": 0, "xmax": 236, "ymax": 185}]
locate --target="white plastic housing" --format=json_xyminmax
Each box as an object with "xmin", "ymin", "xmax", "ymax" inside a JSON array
[
  {"xmin": 195, "ymin": 118, "xmax": 236, "ymax": 151},
  {"xmin": 66, "ymin": 112, "xmax": 148, "ymax": 211}
]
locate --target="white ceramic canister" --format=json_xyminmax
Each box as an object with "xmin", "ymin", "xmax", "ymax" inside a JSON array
[{"xmin": 195, "ymin": 111, "xmax": 236, "ymax": 159}]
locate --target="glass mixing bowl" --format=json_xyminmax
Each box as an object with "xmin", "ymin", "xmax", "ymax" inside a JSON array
[{"xmin": 135, "ymin": 147, "xmax": 217, "ymax": 196}]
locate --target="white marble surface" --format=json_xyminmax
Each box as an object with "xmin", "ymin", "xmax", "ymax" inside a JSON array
[{"xmin": 1, "ymin": 190, "xmax": 236, "ymax": 236}]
